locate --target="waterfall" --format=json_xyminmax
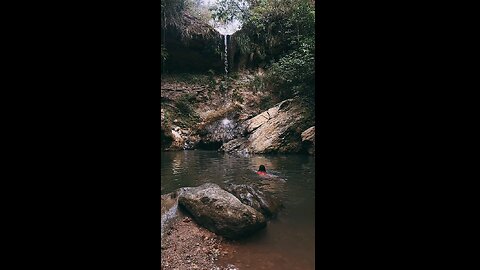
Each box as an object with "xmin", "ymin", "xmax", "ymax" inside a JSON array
[
  {"xmin": 205, "ymin": 118, "xmax": 237, "ymax": 143},
  {"xmin": 224, "ymin": 35, "xmax": 228, "ymax": 75},
  {"xmin": 206, "ymin": 0, "xmax": 249, "ymax": 75}
]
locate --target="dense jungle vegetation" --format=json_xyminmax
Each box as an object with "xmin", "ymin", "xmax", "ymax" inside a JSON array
[{"xmin": 161, "ymin": 0, "xmax": 315, "ymax": 104}]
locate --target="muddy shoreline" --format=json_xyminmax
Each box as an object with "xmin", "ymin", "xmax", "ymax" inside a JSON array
[{"xmin": 161, "ymin": 210, "xmax": 239, "ymax": 270}]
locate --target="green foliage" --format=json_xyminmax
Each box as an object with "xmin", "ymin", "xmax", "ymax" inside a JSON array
[
  {"xmin": 241, "ymin": 0, "xmax": 315, "ymax": 63},
  {"xmin": 267, "ymin": 36, "xmax": 315, "ymax": 99},
  {"xmin": 176, "ymin": 94, "xmax": 193, "ymax": 114},
  {"xmin": 232, "ymin": 88, "xmax": 244, "ymax": 103},
  {"xmin": 219, "ymin": 80, "xmax": 228, "ymax": 93},
  {"xmin": 210, "ymin": 0, "xmax": 249, "ymax": 23},
  {"xmin": 230, "ymin": 72, "xmax": 239, "ymax": 79},
  {"xmin": 161, "ymin": 0, "xmax": 215, "ymax": 40},
  {"xmin": 240, "ymin": 0, "xmax": 315, "ymax": 101},
  {"xmin": 174, "ymin": 94, "xmax": 200, "ymax": 127},
  {"xmin": 259, "ymin": 94, "xmax": 275, "ymax": 111},
  {"xmin": 162, "ymin": 0, "xmax": 315, "ymax": 105},
  {"xmin": 250, "ymin": 74, "xmax": 266, "ymax": 93},
  {"xmin": 233, "ymin": 31, "xmax": 252, "ymax": 55},
  {"xmin": 207, "ymin": 69, "xmax": 216, "ymax": 89}
]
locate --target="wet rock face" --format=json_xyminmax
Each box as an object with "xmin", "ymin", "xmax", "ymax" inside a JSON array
[
  {"xmin": 178, "ymin": 183, "xmax": 266, "ymax": 239},
  {"xmin": 197, "ymin": 117, "xmax": 242, "ymax": 150},
  {"xmin": 245, "ymin": 106, "xmax": 280, "ymax": 133},
  {"xmin": 161, "ymin": 123, "xmax": 200, "ymax": 150},
  {"xmin": 224, "ymin": 184, "xmax": 282, "ymax": 218},
  {"xmin": 220, "ymin": 99, "xmax": 311, "ymax": 154},
  {"xmin": 170, "ymin": 130, "xmax": 185, "ymax": 150},
  {"xmin": 218, "ymin": 137, "xmax": 248, "ymax": 154},
  {"xmin": 301, "ymin": 126, "xmax": 315, "ymax": 155}
]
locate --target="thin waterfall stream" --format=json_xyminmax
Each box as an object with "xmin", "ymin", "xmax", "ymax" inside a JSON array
[
  {"xmin": 162, "ymin": 1, "xmax": 316, "ymax": 269},
  {"xmin": 206, "ymin": 0, "xmax": 249, "ymax": 75},
  {"xmin": 224, "ymin": 34, "xmax": 228, "ymax": 75}
]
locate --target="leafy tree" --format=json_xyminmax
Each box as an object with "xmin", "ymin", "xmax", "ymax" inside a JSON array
[
  {"xmin": 268, "ymin": 36, "xmax": 315, "ymax": 99},
  {"xmin": 234, "ymin": 0, "xmax": 315, "ymax": 101},
  {"xmin": 210, "ymin": 0, "xmax": 249, "ymax": 23},
  {"xmin": 161, "ymin": 0, "xmax": 216, "ymax": 72}
]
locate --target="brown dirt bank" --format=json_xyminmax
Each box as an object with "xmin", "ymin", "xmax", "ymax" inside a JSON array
[{"xmin": 161, "ymin": 213, "xmax": 239, "ymax": 270}]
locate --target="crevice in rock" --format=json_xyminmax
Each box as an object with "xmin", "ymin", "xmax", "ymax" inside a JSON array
[{"xmin": 197, "ymin": 141, "xmax": 223, "ymax": 150}]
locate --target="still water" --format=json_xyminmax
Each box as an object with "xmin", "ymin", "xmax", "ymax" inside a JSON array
[{"xmin": 161, "ymin": 150, "xmax": 315, "ymax": 270}]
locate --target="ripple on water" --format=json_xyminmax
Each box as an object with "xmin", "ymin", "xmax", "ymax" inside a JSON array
[{"xmin": 161, "ymin": 150, "xmax": 315, "ymax": 269}]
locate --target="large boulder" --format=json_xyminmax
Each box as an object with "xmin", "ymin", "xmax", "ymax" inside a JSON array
[
  {"xmin": 245, "ymin": 106, "xmax": 280, "ymax": 133},
  {"xmin": 178, "ymin": 183, "xmax": 266, "ymax": 239},
  {"xmin": 224, "ymin": 184, "xmax": 282, "ymax": 218},
  {"xmin": 220, "ymin": 99, "xmax": 313, "ymax": 154}
]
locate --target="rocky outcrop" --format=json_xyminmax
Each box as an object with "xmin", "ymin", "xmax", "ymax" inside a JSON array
[
  {"xmin": 219, "ymin": 99, "xmax": 313, "ymax": 154},
  {"xmin": 161, "ymin": 73, "xmax": 315, "ymax": 154},
  {"xmin": 196, "ymin": 117, "xmax": 242, "ymax": 150},
  {"xmin": 161, "ymin": 108, "xmax": 176, "ymax": 150},
  {"xmin": 170, "ymin": 130, "xmax": 185, "ymax": 150},
  {"xmin": 244, "ymin": 105, "xmax": 280, "ymax": 134},
  {"xmin": 224, "ymin": 184, "xmax": 282, "ymax": 218},
  {"xmin": 161, "ymin": 115, "xmax": 200, "ymax": 150},
  {"xmin": 301, "ymin": 126, "xmax": 315, "ymax": 155},
  {"xmin": 178, "ymin": 183, "xmax": 266, "ymax": 239}
]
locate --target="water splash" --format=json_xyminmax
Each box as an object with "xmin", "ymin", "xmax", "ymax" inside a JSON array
[
  {"xmin": 204, "ymin": 0, "xmax": 249, "ymax": 75},
  {"xmin": 206, "ymin": 118, "xmax": 237, "ymax": 142},
  {"xmin": 222, "ymin": 118, "xmax": 231, "ymax": 126},
  {"xmin": 211, "ymin": 19, "xmax": 244, "ymax": 36}
]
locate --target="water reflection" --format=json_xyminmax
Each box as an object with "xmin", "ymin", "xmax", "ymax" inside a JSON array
[{"xmin": 161, "ymin": 150, "xmax": 315, "ymax": 270}]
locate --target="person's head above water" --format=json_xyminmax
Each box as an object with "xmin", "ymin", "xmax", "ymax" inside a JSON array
[{"xmin": 258, "ymin": 165, "xmax": 266, "ymax": 172}]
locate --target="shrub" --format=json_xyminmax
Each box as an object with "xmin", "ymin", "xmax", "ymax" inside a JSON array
[{"xmin": 267, "ymin": 36, "xmax": 315, "ymax": 99}]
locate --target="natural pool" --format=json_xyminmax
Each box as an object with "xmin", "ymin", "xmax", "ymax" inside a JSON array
[{"xmin": 161, "ymin": 150, "xmax": 315, "ymax": 270}]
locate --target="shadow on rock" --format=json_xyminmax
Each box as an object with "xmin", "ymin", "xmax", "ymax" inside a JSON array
[
  {"xmin": 224, "ymin": 183, "xmax": 283, "ymax": 218},
  {"xmin": 178, "ymin": 183, "xmax": 267, "ymax": 239}
]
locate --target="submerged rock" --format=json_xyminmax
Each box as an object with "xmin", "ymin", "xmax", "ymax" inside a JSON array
[
  {"xmin": 178, "ymin": 183, "xmax": 266, "ymax": 239},
  {"xmin": 218, "ymin": 137, "xmax": 248, "ymax": 154},
  {"xmin": 224, "ymin": 184, "xmax": 282, "ymax": 218}
]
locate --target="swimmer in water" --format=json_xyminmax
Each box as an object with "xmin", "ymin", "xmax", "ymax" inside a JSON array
[{"xmin": 257, "ymin": 165, "xmax": 267, "ymax": 176}]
